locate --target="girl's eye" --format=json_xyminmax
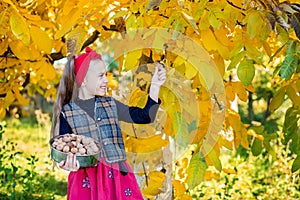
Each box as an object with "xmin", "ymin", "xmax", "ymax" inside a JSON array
[{"xmin": 99, "ymin": 72, "xmax": 108, "ymax": 77}]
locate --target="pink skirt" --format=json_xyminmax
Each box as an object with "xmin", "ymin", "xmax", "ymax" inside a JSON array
[{"xmin": 67, "ymin": 159, "xmax": 144, "ymax": 200}]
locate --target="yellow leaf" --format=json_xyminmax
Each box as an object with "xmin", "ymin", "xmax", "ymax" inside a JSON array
[
  {"xmin": 143, "ymin": 49, "xmax": 151, "ymax": 58},
  {"xmin": 36, "ymin": 59, "xmax": 57, "ymax": 80},
  {"xmin": 3, "ymin": 0, "xmax": 18, "ymax": 12},
  {"xmin": 0, "ymin": 108, "xmax": 6, "ymax": 119},
  {"xmin": 9, "ymin": 40, "xmax": 41, "ymax": 60},
  {"xmin": 188, "ymin": 57, "xmax": 215, "ymax": 90},
  {"xmin": 173, "ymin": 56, "xmax": 185, "ymax": 68},
  {"xmin": 232, "ymin": 82, "xmax": 248, "ymax": 102},
  {"xmin": 124, "ymin": 49, "xmax": 142, "ymax": 71},
  {"xmin": 66, "ymin": 26, "xmax": 87, "ymax": 54},
  {"xmin": 180, "ymin": 194, "xmax": 193, "ymax": 200},
  {"xmin": 228, "ymin": 110, "xmax": 244, "ymax": 148},
  {"xmin": 29, "ymin": 20, "xmax": 55, "ymax": 29},
  {"xmin": 241, "ymin": 128, "xmax": 249, "ymax": 148},
  {"xmin": 270, "ymin": 86, "xmax": 286, "ymax": 112},
  {"xmin": 10, "ymin": 11, "xmax": 30, "ymax": 46},
  {"xmin": 201, "ymin": 29, "xmax": 218, "ymax": 51},
  {"xmin": 218, "ymin": 136, "xmax": 233, "ymax": 150},
  {"xmin": 44, "ymin": 88, "xmax": 57, "ymax": 99},
  {"xmin": 244, "ymin": 42, "xmax": 263, "ymax": 61},
  {"xmin": 4, "ymin": 91, "xmax": 15, "ymax": 109},
  {"xmin": 262, "ymin": 41, "xmax": 272, "ymax": 57},
  {"xmin": 0, "ymin": 38, "xmax": 8, "ymax": 55},
  {"xmin": 222, "ymin": 168, "xmax": 237, "ymax": 174},
  {"xmin": 142, "ymin": 171, "xmax": 166, "ymax": 196},
  {"xmin": 164, "ymin": 114, "xmax": 175, "ymax": 137},
  {"xmin": 106, "ymin": 73, "xmax": 118, "ymax": 90},
  {"xmin": 62, "ymin": 0, "xmax": 77, "ymax": 16},
  {"xmin": 225, "ymin": 83, "xmax": 236, "ymax": 101},
  {"xmin": 214, "ymin": 26, "xmax": 231, "ymax": 47},
  {"xmin": 30, "ymin": 26, "xmax": 52, "ymax": 54},
  {"xmin": 204, "ymin": 170, "xmax": 220, "ymax": 180},
  {"xmin": 212, "ymin": 52, "xmax": 225, "ymax": 77},
  {"xmin": 54, "ymin": 8, "xmax": 83, "ymax": 39},
  {"xmin": 12, "ymin": 86, "xmax": 29, "ymax": 106},
  {"xmin": 185, "ymin": 62, "xmax": 198, "ymax": 79},
  {"xmin": 128, "ymin": 88, "xmax": 148, "ymax": 107},
  {"xmin": 22, "ymin": 13, "xmax": 41, "ymax": 22},
  {"xmin": 247, "ymin": 129, "xmax": 264, "ymax": 141},
  {"xmin": 125, "ymin": 134, "xmax": 169, "ymax": 153}
]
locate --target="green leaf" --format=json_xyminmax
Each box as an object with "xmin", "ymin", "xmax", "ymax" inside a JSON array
[
  {"xmin": 207, "ymin": 148, "xmax": 222, "ymax": 172},
  {"xmin": 187, "ymin": 152, "xmax": 208, "ymax": 189},
  {"xmin": 125, "ymin": 15, "xmax": 137, "ymax": 40},
  {"xmin": 237, "ymin": 59, "xmax": 255, "ymax": 86},
  {"xmin": 292, "ymin": 155, "xmax": 300, "ymax": 173},
  {"xmin": 251, "ymin": 138, "xmax": 262, "ymax": 156},
  {"xmin": 194, "ymin": 0, "xmax": 209, "ymax": 21},
  {"xmin": 282, "ymin": 107, "xmax": 299, "ymax": 144},
  {"xmin": 276, "ymin": 24, "xmax": 289, "ymax": 43},
  {"xmin": 286, "ymin": 40, "xmax": 297, "ymax": 55},
  {"xmin": 173, "ymin": 112, "xmax": 189, "ymax": 147},
  {"xmin": 208, "ymin": 5, "xmax": 223, "ymax": 29},
  {"xmin": 270, "ymin": 44, "xmax": 285, "ymax": 64},
  {"xmin": 247, "ymin": 10, "xmax": 263, "ymax": 39},
  {"xmin": 172, "ymin": 20, "xmax": 185, "ymax": 40},
  {"xmin": 263, "ymin": 140, "xmax": 276, "ymax": 159},
  {"xmin": 109, "ymin": 10, "xmax": 129, "ymax": 20},
  {"xmin": 188, "ymin": 120, "xmax": 198, "ymax": 133},
  {"xmin": 290, "ymin": 129, "xmax": 300, "ymax": 155},
  {"xmin": 280, "ymin": 54, "xmax": 298, "ymax": 79},
  {"xmin": 269, "ymin": 86, "xmax": 287, "ymax": 112},
  {"xmin": 181, "ymin": 12, "xmax": 199, "ymax": 34},
  {"xmin": 227, "ymin": 51, "xmax": 246, "ymax": 70}
]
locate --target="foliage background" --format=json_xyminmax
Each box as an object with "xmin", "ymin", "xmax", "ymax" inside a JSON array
[{"xmin": 0, "ymin": 0, "xmax": 300, "ymax": 199}]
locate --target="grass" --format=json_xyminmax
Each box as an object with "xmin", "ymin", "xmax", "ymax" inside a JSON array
[
  {"xmin": 1, "ymin": 117, "xmax": 68, "ymax": 200},
  {"xmin": 1, "ymin": 117, "xmax": 300, "ymax": 200}
]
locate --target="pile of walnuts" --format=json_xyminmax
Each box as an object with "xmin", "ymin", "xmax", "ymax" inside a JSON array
[{"xmin": 51, "ymin": 134, "xmax": 100, "ymax": 155}]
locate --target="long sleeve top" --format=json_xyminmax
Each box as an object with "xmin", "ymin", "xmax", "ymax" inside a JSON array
[{"xmin": 59, "ymin": 96, "xmax": 161, "ymax": 135}]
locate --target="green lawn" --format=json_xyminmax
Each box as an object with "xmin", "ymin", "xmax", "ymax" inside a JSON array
[
  {"xmin": 0, "ymin": 118, "xmax": 68, "ymax": 200},
  {"xmin": 1, "ymin": 117, "xmax": 299, "ymax": 200}
]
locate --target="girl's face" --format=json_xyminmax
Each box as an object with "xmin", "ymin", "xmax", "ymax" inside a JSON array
[{"xmin": 82, "ymin": 59, "xmax": 108, "ymax": 97}]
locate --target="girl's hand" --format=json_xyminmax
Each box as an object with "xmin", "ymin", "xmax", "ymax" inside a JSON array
[
  {"xmin": 58, "ymin": 153, "xmax": 80, "ymax": 171},
  {"xmin": 151, "ymin": 63, "xmax": 166, "ymax": 87}
]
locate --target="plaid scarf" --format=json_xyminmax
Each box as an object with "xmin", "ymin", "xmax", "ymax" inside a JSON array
[{"xmin": 62, "ymin": 97, "xmax": 126, "ymax": 163}]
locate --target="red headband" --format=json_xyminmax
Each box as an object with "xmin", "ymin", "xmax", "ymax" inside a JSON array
[{"xmin": 74, "ymin": 47, "xmax": 102, "ymax": 86}]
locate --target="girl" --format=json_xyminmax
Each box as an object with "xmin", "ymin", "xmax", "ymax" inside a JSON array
[{"xmin": 50, "ymin": 47, "xmax": 166, "ymax": 200}]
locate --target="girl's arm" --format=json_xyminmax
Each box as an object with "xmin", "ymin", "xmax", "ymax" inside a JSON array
[
  {"xmin": 115, "ymin": 96, "xmax": 161, "ymax": 124},
  {"xmin": 116, "ymin": 63, "xmax": 166, "ymax": 124}
]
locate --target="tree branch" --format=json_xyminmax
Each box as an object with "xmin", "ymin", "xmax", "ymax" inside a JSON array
[
  {"xmin": 226, "ymin": 0, "xmax": 246, "ymax": 11},
  {"xmin": 262, "ymin": 91, "xmax": 273, "ymax": 125},
  {"xmin": 248, "ymin": 92, "xmax": 254, "ymax": 125},
  {"xmin": 81, "ymin": 30, "xmax": 100, "ymax": 51}
]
